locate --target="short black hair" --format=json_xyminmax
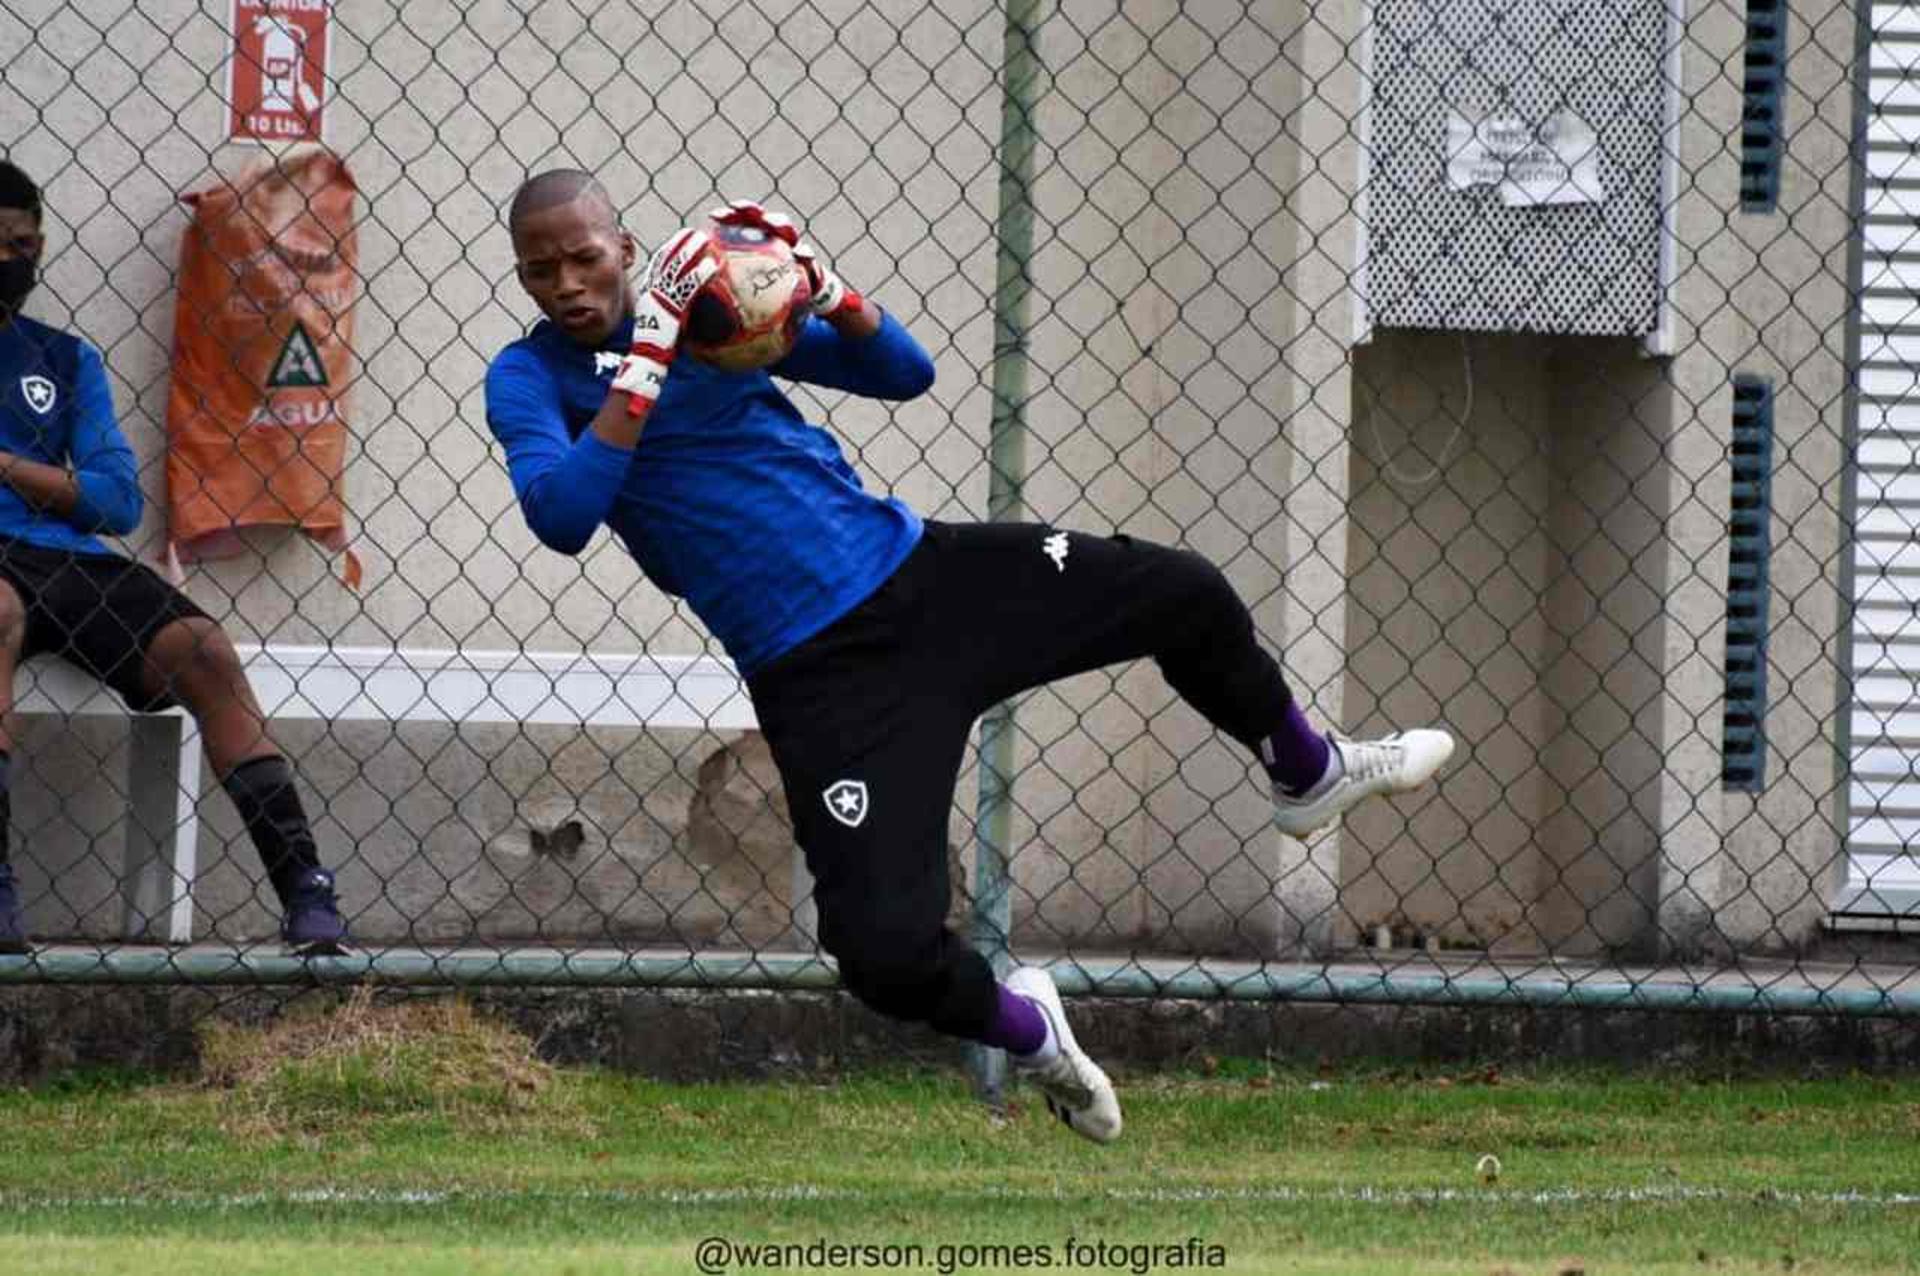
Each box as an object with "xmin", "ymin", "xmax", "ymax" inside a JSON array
[
  {"xmin": 0, "ymin": 159, "xmax": 41, "ymax": 223},
  {"xmin": 508, "ymin": 168, "xmax": 613, "ymax": 237}
]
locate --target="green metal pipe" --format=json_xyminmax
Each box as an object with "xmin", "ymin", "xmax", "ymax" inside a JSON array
[
  {"xmin": 968, "ymin": 0, "xmax": 1046, "ymax": 1103},
  {"xmin": 0, "ymin": 950, "xmax": 838, "ymax": 990},
  {"xmin": 4, "ymin": 950, "xmax": 1915, "ymax": 1018},
  {"xmin": 1043, "ymin": 963, "xmax": 1920, "ymax": 1018}
]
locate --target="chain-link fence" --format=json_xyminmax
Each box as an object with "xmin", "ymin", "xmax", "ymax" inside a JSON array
[{"xmin": 0, "ymin": 0, "xmax": 1914, "ymax": 1026}]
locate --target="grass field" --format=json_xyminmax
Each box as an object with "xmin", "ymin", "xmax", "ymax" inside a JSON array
[{"xmin": 1, "ymin": 997, "xmax": 1916, "ymax": 1274}]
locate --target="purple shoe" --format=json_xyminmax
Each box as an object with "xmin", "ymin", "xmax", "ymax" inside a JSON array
[{"xmin": 281, "ymin": 868, "xmax": 348, "ymax": 956}]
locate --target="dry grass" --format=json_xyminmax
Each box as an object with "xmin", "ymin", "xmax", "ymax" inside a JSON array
[{"xmin": 197, "ymin": 987, "xmax": 564, "ymax": 1131}]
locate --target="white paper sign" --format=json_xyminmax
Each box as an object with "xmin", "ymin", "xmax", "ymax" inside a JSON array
[{"xmin": 1446, "ymin": 110, "xmax": 1605, "ymax": 207}]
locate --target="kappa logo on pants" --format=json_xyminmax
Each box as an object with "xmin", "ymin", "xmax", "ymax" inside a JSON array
[
  {"xmin": 823, "ymin": 779, "xmax": 870, "ymax": 828},
  {"xmin": 1042, "ymin": 531, "xmax": 1069, "ymax": 573}
]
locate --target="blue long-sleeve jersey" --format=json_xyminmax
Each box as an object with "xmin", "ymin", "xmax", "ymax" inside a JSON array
[
  {"xmin": 0, "ymin": 316, "xmax": 142, "ymax": 554},
  {"xmin": 484, "ymin": 312, "xmax": 936, "ymax": 674}
]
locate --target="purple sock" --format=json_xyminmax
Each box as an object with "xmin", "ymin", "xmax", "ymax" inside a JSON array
[
  {"xmin": 980, "ymin": 983, "xmax": 1050, "ymax": 1056},
  {"xmin": 1260, "ymin": 701, "xmax": 1332, "ymax": 797}
]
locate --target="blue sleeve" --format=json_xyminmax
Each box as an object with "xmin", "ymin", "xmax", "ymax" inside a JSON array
[
  {"xmin": 484, "ymin": 348, "xmax": 633, "ymax": 556},
  {"xmin": 770, "ymin": 312, "xmax": 936, "ymax": 400},
  {"xmin": 66, "ymin": 343, "xmax": 142, "ymax": 535}
]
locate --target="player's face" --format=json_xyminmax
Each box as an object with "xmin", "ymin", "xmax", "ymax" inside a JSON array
[
  {"xmin": 0, "ymin": 208, "xmax": 41, "ymax": 261},
  {"xmin": 512, "ymin": 197, "xmax": 636, "ymax": 347},
  {"xmin": 0, "ymin": 207, "xmax": 43, "ymax": 326}
]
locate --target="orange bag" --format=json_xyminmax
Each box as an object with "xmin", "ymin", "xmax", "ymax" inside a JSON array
[{"xmin": 164, "ymin": 145, "xmax": 361, "ymax": 586}]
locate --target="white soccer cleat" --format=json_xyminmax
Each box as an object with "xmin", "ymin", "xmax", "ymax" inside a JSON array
[
  {"xmin": 1005, "ymin": 965, "xmax": 1123, "ymax": 1145},
  {"xmin": 1271, "ymin": 728, "xmax": 1455, "ymax": 838}
]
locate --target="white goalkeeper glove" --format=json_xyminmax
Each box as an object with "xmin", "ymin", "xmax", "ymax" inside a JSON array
[{"xmin": 614, "ymin": 226, "xmax": 718, "ymax": 415}]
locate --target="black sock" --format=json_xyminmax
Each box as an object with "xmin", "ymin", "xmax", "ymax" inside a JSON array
[
  {"xmin": 222, "ymin": 755, "xmax": 322, "ymax": 902},
  {"xmin": 0, "ymin": 750, "xmax": 11, "ymax": 868}
]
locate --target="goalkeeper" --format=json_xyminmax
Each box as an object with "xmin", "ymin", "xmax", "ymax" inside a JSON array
[{"xmin": 484, "ymin": 171, "xmax": 1454, "ymax": 1144}]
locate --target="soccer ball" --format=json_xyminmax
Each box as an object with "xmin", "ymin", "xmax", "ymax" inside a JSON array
[{"xmin": 682, "ymin": 220, "xmax": 812, "ymax": 373}]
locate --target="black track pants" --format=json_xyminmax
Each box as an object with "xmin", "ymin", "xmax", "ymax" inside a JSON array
[{"xmin": 745, "ymin": 521, "xmax": 1296, "ymax": 1039}]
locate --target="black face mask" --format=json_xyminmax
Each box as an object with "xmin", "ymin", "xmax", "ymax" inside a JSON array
[{"xmin": 0, "ymin": 256, "xmax": 36, "ymax": 320}]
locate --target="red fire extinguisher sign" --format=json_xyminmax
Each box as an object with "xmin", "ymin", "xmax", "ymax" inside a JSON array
[{"xmin": 227, "ymin": 1, "xmax": 330, "ymax": 143}]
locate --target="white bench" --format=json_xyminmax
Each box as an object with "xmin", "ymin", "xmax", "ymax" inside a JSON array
[{"xmin": 13, "ymin": 644, "xmax": 807, "ymax": 945}]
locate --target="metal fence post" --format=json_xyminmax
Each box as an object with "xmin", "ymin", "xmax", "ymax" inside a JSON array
[{"xmin": 966, "ymin": 0, "xmax": 1046, "ymax": 1104}]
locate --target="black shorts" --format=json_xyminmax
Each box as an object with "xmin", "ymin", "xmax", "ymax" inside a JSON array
[{"xmin": 0, "ymin": 537, "xmax": 211, "ymax": 711}]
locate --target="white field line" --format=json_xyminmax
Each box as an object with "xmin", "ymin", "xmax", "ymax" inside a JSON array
[{"xmin": 2, "ymin": 1184, "xmax": 1916, "ymax": 1209}]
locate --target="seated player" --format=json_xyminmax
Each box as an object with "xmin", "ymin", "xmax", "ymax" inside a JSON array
[
  {"xmin": 0, "ymin": 159, "xmax": 346, "ymax": 956},
  {"xmin": 484, "ymin": 171, "xmax": 1453, "ymax": 1143}
]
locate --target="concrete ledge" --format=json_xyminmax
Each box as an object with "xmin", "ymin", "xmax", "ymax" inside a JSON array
[{"xmin": 4, "ymin": 954, "xmax": 1920, "ymax": 1087}]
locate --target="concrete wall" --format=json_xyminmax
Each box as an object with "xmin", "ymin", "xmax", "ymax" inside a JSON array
[
  {"xmin": 1641, "ymin": 0, "xmax": 1855, "ymax": 954},
  {"xmin": 2, "ymin": 0, "xmax": 1003, "ymax": 944},
  {"xmin": 1000, "ymin": 0, "xmax": 1359, "ymax": 957},
  {"xmin": 1706, "ymin": 0, "xmax": 1857, "ymax": 951},
  {"xmin": 1534, "ymin": 341, "xmax": 1693, "ymax": 957},
  {"xmin": 1339, "ymin": 0, "xmax": 1857, "ymax": 959},
  {"xmin": 0, "ymin": 0, "xmax": 1865, "ymax": 959},
  {"xmin": 1339, "ymin": 332, "xmax": 1708, "ymax": 958},
  {"xmin": 1, "ymin": 0, "xmax": 1344, "ymax": 952},
  {"xmin": 1341, "ymin": 330, "xmax": 1556, "ymax": 952}
]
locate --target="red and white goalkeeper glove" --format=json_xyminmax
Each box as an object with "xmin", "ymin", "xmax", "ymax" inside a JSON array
[
  {"xmin": 709, "ymin": 198, "xmax": 864, "ymax": 319},
  {"xmin": 614, "ymin": 226, "xmax": 719, "ymax": 415}
]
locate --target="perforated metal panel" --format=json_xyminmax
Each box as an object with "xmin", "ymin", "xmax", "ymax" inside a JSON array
[{"xmin": 1361, "ymin": 0, "xmax": 1676, "ymax": 335}]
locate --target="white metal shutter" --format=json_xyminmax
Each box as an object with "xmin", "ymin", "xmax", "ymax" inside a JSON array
[{"xmin": 1841, "ymin": 2, "xmax": 1920, "ymax": 917}]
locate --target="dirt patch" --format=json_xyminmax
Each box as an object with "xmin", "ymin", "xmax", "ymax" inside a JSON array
[{"xmin": 197, "ymin": 986, "xmax": 564, "ymax": 1130}]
